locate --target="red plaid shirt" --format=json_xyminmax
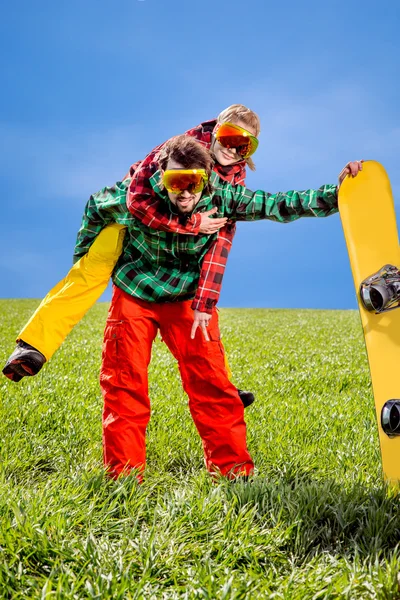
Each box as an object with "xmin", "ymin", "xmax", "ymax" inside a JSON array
[{"xmin": 124, "ymin": 120, "xmax": 247, "ymax": 313}]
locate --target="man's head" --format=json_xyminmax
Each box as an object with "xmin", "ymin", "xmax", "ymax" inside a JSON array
[
  {"xmin": 159, "ymin": 136, "xmax": 213, "ymax": 214},
  {"xmin": 213, "ymin": 104, "xmax": 261, "ymax": 171}
]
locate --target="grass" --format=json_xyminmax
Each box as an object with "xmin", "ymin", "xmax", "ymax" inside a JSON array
[{"xmin": 1, "ymin": 300, "xmax": 400, "ymax": 599}]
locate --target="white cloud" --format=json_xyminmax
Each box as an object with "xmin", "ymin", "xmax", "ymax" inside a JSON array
[{"xmin": 0, "ymin": 122, "xmax": 147, "ymax": 201}]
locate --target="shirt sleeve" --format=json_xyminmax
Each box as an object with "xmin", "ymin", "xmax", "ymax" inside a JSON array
[
  {"xmin": 73, "ymin": 180, "xmax": 132, "ymax": 263},
  {"xmin": 190, "ymin": 183, "xmax": 338, "ymax": 314},
  {"xmin": 191, "ymin": 222, "xmax": 236, "ymax": 314},
  {"xmin": 221, "ymin": 183, "xmax": 339, "ymax": 222},
  {"xmin": 122, "ymin": 160, "xmax": 142, "ymax": 181}
]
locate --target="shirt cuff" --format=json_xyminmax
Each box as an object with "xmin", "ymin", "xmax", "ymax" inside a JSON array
[{"xmin": 191, "ymin": 297, "xmax": 217, "ymax": 315}]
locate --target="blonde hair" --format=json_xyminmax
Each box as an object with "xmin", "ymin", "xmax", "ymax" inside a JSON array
[{"xmin": 217, "ymin": 104, "xmax": 261, "ymax": 171}]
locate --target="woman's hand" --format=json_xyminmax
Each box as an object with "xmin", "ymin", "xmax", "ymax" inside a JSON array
[{"xmin": 199, "ymin": 208, "xmax": 228, "ymax": 234}]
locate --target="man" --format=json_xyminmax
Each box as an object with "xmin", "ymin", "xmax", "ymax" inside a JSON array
[{"xmin": 76, "ymin": 134, "xmax": 361, "ymax": 480}]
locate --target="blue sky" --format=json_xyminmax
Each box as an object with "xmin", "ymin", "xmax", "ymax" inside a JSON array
[{"xmin": 1, "ymin": 0, "xmax": 399, "ymax": 309}]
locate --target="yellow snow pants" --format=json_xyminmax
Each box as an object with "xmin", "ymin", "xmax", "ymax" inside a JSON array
[
  {"xmin": 18, "ymin": 224, "xmax": 127, "ymax": 360},
  {"xmin": 17, "ymin": 223, "xmax": 233, "ymax": 378}
]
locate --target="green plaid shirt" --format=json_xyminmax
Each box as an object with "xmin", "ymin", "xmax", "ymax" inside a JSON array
[{"xmin": 74, "ymin": 172, "xmax": 338, "ymax": 303}]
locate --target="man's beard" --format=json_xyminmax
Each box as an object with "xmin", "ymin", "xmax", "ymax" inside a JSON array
[{"xmin": 175, "ymin": 198, "xmax": 195, "ymax": 214}]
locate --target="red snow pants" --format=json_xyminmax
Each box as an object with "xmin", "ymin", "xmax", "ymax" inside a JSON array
[{"xmin": 100, "ymin": 285, "xmax": 254, "ymax": 479}]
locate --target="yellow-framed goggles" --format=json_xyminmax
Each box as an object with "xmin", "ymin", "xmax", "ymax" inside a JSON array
[
  {"xmin": 163, "ymin": 169, "xmax": 208, "ymax": 195},
  {"xmin": 214, "ymin": 122, "xmax": 259, "ymax": 159}
]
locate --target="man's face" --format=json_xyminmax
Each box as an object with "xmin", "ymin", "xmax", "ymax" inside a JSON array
[
  {"xmin": 212, "ymin": 119, "xmax": 257, "ymax": 166},
  {"xmin": 164, "ymin": 159, "xmax": 204, "ymax": 214}
]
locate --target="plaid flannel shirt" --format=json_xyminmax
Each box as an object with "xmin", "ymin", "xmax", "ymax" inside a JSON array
[
  {"xmin": 125, "ymin": 120, "xmax": 247, "ymax": 313},
  {"xmin": 73, "ymin": 172, "xmax": 338, "ymax": 305}
]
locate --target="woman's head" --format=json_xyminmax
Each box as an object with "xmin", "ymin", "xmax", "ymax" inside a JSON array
[{"xmin": 212, "ymin": 104, "xmax": 261, "ymax": 171}]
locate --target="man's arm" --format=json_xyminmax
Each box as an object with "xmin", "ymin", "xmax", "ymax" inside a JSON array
[
  {"xmin": 188, "ymin": 222, "xmax": 236, "ymax": 340},
  {"xmin": 189, "ymin": 182, "xmax": 339, "ymax": 339},
  {"xmin": 73, "ymin": 180, "xmax": 132, "ymax": 262},
  {"xmin": 221, "ymin": 182, "xmax": 339, "ymax": 222},
  {"xmin": 192, "ymin": 221, "xmax": 236, "ymax": 314},
  {"xmin": 188, "ymin": 182, "xmax": 338, "ymax": 334}
]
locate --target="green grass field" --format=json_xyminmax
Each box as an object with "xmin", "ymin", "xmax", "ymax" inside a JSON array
[{"xmin": 1, "ymin": 300, "xmax": 400, "ymax": 599}]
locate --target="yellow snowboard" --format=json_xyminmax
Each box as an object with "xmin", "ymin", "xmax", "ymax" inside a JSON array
[{"xmin": 339, "ymin": 160, "xmax": 400, "ymax": 483}]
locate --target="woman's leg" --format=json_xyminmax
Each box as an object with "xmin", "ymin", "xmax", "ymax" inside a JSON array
[{"xmin": 3, "ymin": 224, "xmax": 126, "ymax": 380}]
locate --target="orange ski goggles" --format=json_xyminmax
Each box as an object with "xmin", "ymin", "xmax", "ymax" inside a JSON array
[
  {"xmin": 163, "ymin": 169, "xmax": 208, "ymax": 195},
  {"xmin": 214, "ymin": 122, "xmax": 259, "ymax": 158}
]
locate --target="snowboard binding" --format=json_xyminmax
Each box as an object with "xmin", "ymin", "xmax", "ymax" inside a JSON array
[
  {"xmin": 360, "ymin": 264, "xmax": 400, "ymax": 313},
  {"xmin": 381, "ymin": 400, "xmax": 400, "ymax": 437}
]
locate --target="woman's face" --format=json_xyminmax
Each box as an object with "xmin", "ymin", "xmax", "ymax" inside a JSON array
[{"xmin": 212, "ymin": 119, "xmax": 258, "ymax": 166}]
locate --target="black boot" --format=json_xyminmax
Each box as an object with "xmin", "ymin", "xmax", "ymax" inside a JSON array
[
  {"xmin": 237, "ymin": 389, "xmax": 255, "ymax": 408},
  {"xmin": 2, "ymin": 340, "xmax": 46, "ymax": 382}
]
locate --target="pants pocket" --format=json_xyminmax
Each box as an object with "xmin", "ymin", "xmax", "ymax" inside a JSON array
[
  {"xmin": 206, "ymin": 327, "xmax": 226, "ymax": 366},
  {"xmin": 102, "ymin": 319, "xmax": 125, "ymax": 372}
]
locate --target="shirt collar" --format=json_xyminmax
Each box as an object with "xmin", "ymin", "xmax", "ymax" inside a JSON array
[{"xmin": 213, "ymin": 160, "xmax": 246, "ymax": 186}]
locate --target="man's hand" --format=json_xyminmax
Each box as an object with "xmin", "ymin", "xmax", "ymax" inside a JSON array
[
  {"xmin": 191, "ymin": 310, "xmax": 212, "ymax": 341},
  {"xmin": 199, "ymin": 208, "xmax": 228, "ymax": 234},
  {"xmin": 338, "ymin": 160, "xmax": 364, "ymax": 186}
]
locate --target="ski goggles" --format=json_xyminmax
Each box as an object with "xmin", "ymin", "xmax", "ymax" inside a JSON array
[
  {"xmin": 214, "ymin": 122, "xmax": 259, "ymax": 159},
  {"xmin": 162, "ymin": 169, "xmax": 208, "ymax": 195}
]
